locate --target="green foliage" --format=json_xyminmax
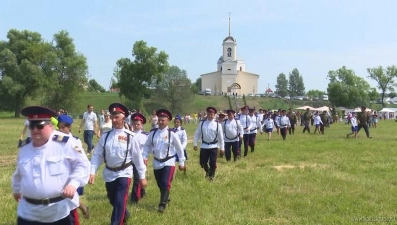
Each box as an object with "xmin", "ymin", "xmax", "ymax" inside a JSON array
[
  {"xmin": 306, "ymin": 89, "xmax": 327, "ymax": 99},
  {"xmin": 242, "ymin": 94, "xmax": 247, "ymax": 106},
  {"xmin": 0, "ymin": 29, "xmax": 50, "ymax": 116},
  {"xmin": 275, "ymin": 73, "xmax": 288, "ymax": 97},
  {"xmin": 194, "ymin": 77, "xmax": 202, "ymax": 91},
  {"xmin": 154, "ymin": 65, "xmax": 192, "ymax": 114},
  {"xmin": 288, "ymin": 68, "xmax": 305, "ymax": 96},
  {"xmin": 41, "ymin": 31, "xmax": 88, "ymax": 113},
  {"xmin": 228, "ymin": 96, "xmax": 233, "ymax": 109},
  {"xmin": 88, "ymin": 79, "xmax": 106, "ymax": 92},
  {"xmin": 327, "ymin": 66, "xmax": 371, "ymax": 108},
  {"xmin": 367, "ymin": 65, "xmax": 397, "ymax": 107},
  {"xmin": 114, "ymin": 40, "xmax": 169, "ymax": 110}
]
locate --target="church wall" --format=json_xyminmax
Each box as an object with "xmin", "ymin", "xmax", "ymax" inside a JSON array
[
  {"xmin": 201, "ymin": 72, "xmax": 222, "ymax": 93},
  {"xmin": 222, "ymin": 42, "xmax": 236, "ymax": 61},
  {"xmin": 236, "ymin": 72, "xmax": 259, "ymax": 95}
]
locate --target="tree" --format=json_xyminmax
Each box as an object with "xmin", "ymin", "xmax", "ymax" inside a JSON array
[
  {"xmin": 288, "ymin": 68, "xmax": 305, "ymax": 96},
  {"xmin": 40, "ymin": 31, "xmax": 88, "ymax": 113},
  {"xmin": 327, "ymin": 66, "xmax": 371, "ymax": 108},
  {"xmin": 155, "ymin": 65, "xmax": 192, "ymax": 113},
  {"xmin": 306, "ymin": 89, "xmax": 327, "ymax": 99},
  {"xmin": 194, "ymin": 77, "xmax": 202, "ymax": 91},
  {"xmin": 88, "ymin": 79, "xmax": 106, "ymax": 92},
  {"xmin": 0, "ymin": 29, "xmax": 52, "ymax": 116},
  {"xmin": 275, "ymin": 73, "xmax": 288, "ymax": 97},
  {"xmin": 367, "ymin": 66, "xmax": 397, "ymax": 107},
  {"xmin": 388, "ymin": 92, "xmax": 397, "ymax": 98},
  {"xmin": 114, "ymin": 40, "xmax": 168, "ymax": 110}
]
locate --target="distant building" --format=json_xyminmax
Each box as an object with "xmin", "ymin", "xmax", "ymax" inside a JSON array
[{"xmin": 200, "ymin": 17, "xmax": 259, "ymax": 96}]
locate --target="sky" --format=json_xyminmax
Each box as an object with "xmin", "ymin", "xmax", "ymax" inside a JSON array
[{"xmin": 1, "ymin": 0, "xmax": 397, "ymax": 94}]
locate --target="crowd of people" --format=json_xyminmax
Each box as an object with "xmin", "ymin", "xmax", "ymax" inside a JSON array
[{"xmin": 13, "ymin": 103, "xmax": 375, "ymax": 225}]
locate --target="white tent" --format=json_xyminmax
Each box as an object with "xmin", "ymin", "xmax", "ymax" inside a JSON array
[
  {"xmin": 379, "ymin": 108, "xmax": 395, "ymax": 113},
  {"xmin": 313, "ymin": 106, "xmax": 330, "ymax": 111},
  {"xmin": 295, "ymin": 106, "xmax": 316, "ymax": 110},
  {"xmin": 354, "ymin": 107, "xmax": 372, "ymax": 112}
]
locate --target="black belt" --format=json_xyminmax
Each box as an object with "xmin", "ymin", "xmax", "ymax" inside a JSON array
[
  {"xmin": 106, "ymin": 161, "xmax": 133, "ymax": 172},
  {"xmin": 154, "ymin": 155, "xmax": 176, "ymax": 163},
  {"xmin": 24, "ymin": 196, "xmax": 64, "ymax": 205},
  {"xmin": 250, "ymin": 128, "xmax": 258, "ymax": 132},
  {"xmin": 202, "ymin": 140, "xmax": 218, "ymax": 145}
]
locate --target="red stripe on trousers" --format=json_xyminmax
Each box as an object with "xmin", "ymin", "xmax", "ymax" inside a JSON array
[
  {"xmin": 72, "ymin": 208, "xmax": 80, "ymax": 225},
  {"xmin": 120, "ymin": 178, "xmax": 132, "ymax": 225},
  {"xmin": 167, "ymin": 166, "xmax": 175, "ymax": 191}
]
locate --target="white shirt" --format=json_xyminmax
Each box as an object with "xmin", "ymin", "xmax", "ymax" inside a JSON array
[
  {"xmin": 24, "ymin": 119, "xmax": 31, "ymax": 138},
  {"xmin": 12, "ymin": 130, "xmax": 90, "ymax": 223},
  {"xmin": 223, "ymin": 119, "xmax": 243, "ymax": 142},
  {"xmin": 248, "ymin": 115, "xmax": 261, "ymax": 134},
  {"xmin": 193, "ymin": 119, "xmax": 225, "ymax": 150},
  {"xmin": 238, "ymin": 114, "xmax": 253, "ymax": 134},
  {"xmin": 264, "ymin": 118, "xmax": 275, "ymax": 129},
  {"xmin": 90, "ymin": 128, "xmax": 146, "ymax": 182},
  {"xmin": 351, "ymin": 117, "xmax": 358, "ymax": 127},
  {"xmin": 143, "ymin": 127, "xmax": 185, "ymax": 169},
  {"xmin": 133, "ymin": 130, "xmax": 149, "ymax": 153},
  {"xmin": 83, "ymin": 112, "xmax": 97, "ymax": 131},
  {"xmin": 173, "ymin": 126, "xmax": 187, "ymax": 150},
  {"xmin": 98, "ymin": 114, "xmax": 105, "ymax": 127},
  {"xmin": 314, "ymin": 115, "xmax": 323, "ymax": 125},
  {"xmin": 277, "ymin": 115, "xmax": 291, "ymax": 128},
  {"xmin": 100, "ymin": 121, "xmax": 113, "ymax": 134}
]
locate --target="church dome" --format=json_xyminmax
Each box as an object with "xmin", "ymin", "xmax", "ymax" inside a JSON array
[{"xmin": 223, "ymin": 36, "xmax": 235, "ymax": 42}]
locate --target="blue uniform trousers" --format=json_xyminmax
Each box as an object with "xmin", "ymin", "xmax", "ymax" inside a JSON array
[
  {"xmin": 153, "ymin": 166, "xmax": 175, "ymax": 191},
  {"xmin": 242, "ymin": 134, "xmax": 250, "ymax": 156},
  {"xmin": 199, "ymin": 148, "xmax": 218, "ymax": 177},
  {"xmin": 17, "ymin": 214, "xmax": 73, "ymax": 225},
  {"xmin": 224, "ymin": 141, "xmax": 239, "ymax": 161},
  {"xmin": 130, "ymin": 164, "xmax": 145, "ymax": 203},
  {"xmin": 106, "ymin": 177, "xmax": 131, "ymax": 225},
  {"xmin": 248, "ymin": 133, "xmax": 256, "ymax": 152}
]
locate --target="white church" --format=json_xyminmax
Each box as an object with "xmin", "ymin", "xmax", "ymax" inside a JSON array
[{"xmin": 201, "ymin": 19, "xmax": 260, "ymax": 96}]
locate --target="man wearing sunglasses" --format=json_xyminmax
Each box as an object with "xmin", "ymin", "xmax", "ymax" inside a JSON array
[
  {"xmin": 12, "ymin": 106, "xmax": 90, "ymax": 225},
  {"xmin": 89, "ymin": 103, "xmax": 147, "ymax": 225}
]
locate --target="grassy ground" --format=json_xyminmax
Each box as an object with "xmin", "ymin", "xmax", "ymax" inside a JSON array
[{"xmin": 1, "ymin": 118, "xmax": 397, "ymax": 224}]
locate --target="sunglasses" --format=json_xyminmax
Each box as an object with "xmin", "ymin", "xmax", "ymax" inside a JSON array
[{"xmin": 29, "ymin": 121, "xmax": 50, "ymax": 130}]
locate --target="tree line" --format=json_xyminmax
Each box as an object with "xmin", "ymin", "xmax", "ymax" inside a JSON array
[
  {"xmin": 275, "ymin": 66, "xmax": 397, "ymax": 108},
  {"xmin": 0, "ymin": 29, "xmax": 199, "ymax": 117}
]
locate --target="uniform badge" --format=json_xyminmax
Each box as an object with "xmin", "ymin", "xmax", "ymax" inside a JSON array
[{"xmin": 74, "ymin": 146, "xmax": 82, "ymax": 153}]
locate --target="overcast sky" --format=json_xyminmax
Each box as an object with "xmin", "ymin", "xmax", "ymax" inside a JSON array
[{"xmin": 1, "ymin": 0, "xmax": 396, "ymax": 93}]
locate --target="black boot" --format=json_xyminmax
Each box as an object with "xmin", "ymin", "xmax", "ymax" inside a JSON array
[
  {"xmin": 208, "ymin": 167, "xmax": 216, "ymax": 181},
  {"xmin": 158, "ymin": 190, "xmax": 170, "ymax": 213},
  {"xmin": 203, "ymin": 164, "xmax": 209, "ymax": 178}
]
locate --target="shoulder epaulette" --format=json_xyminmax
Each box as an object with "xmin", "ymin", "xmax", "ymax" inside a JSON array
[
  {"xmin": 150, "ymin": 128, "xmax": 159, "ymax": 132},
  {"xmin": 168, "ymin": 128, "xmax": 176, "ymax": 133},
  {"xmin": 141, "ymin": 131, "xmax": 149, "ymax": 136},
  {"xmin": 124, "ymin": 129, "xmax": 135, "ymax": 136},
  {"xmin": 18, "ymin": 138, "xmax": 31, "ymax": 148},
  {"xmin": 53, "ymin": 135, "xmax": 69, "ymax": 143},
  {"xmin": 72, "ymin": 135, "xmax": 79, "ymax": 140}
]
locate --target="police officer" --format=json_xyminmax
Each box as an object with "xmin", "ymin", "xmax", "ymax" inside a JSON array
[
  {"xmin": 57, "ymin": 115, "xmax": 91, "ymax": 220},
  {"xmin": 12, "ymin": 106, "xmax": 90, "ymax": 225},
  {"xmin": 89, "ymin": 103, "xmax": 147, "ymax": 225},
  {"xmin": 142, "ymin": 109, "xmax": 186, "ymax": 213},
  {"xmin": 223, "ymin": 109, "xmax": 244, "ymax": 161},
  {"xmin": 193, "ymin": 107, "xmax": 225, "ymax": 180},
  {"xmin": 129, "ymin": 112, "xmax": 149, "ymax": 204}
]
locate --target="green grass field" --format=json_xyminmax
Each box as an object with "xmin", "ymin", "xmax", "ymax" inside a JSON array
[{"xmin": 1, "ymin": 118, "xmax": 397, "ymax": 224}]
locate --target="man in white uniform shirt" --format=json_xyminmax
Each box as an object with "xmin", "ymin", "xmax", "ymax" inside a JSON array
[
  {"xmin": 277, "ymin": 110, "xmax": 291, "ymax": 141},
  {"xmin": 238, "ymin": 106, "xmax": 253, "ymax": 157},
  {"xmin": 78, "ymin": 104, "xmax": 98, "ymax": 155},
  {"xmin": 248, "ymin": 108, "xmax": 262, "ymax": 152},
  {"xmin": 129, "ymin": 112, "xmax": 149, "ymax": 204},
  {"xmin": 143, "ymin": 109, "xmax": 186, "ymax": 213},
  {"xmin": 89, "ymin": 103, "xmax": 147, "ymax": 225},
  {"xmin": 193, "ymin": 107, "xmax": 225, "ymax": 181},
  {"xmin": 223, "ymin": 109, "xmax": 243, "ymax": 162},
  {"xmin": 12, "ymin": 106, "xmax": 90, "ymax": 225}
]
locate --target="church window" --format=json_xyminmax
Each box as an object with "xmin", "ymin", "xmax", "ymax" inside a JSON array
[{"xmin": 227, "ymin": 48, "xmax": 232, "ymax": 57}]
